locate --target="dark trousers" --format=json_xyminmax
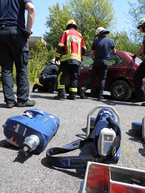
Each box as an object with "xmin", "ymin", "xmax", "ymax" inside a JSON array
[
  {"xmin": 84, "ymin": 61, "xmax": 108, "ymax": 97},
  {"xmin": 133, "ymin": 59, "xmax": 145, "ymax": 99},
  {"xmin": 57, "ymin": 61, "xmax": 79, "ymax": 96},
  {"xmin": 39, "ymin": 74, "xmax": 57, "ymax": 92},
  {"xmin": 0, "ymin": 26, "xmax": 29, "ymax": 103}
]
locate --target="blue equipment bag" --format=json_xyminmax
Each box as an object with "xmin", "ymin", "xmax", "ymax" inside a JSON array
[
  {"xmin": 46, "ymin": 106, "xmax": 121, "ymax": 169},
  {"xmin": 132, "ymin": 117, "xmax": 145, "ymax": 141},
  {"xmin": 3, "ymin": 108, "xmax": 60, "ymax": 156}
]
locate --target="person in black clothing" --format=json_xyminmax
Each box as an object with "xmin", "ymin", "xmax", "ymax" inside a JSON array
[
  {"xmin": 131, "ymin": 18, "xmax": 145, "ymax": 104},
  {"xmin": 32, "ymin": 59, "xmax": 59, "ymax": 93},
  {"xmin": 80, "ymin": 27, "xmax": 116, "ymax": 100},
  {"xmin": 0, "ymin": 0, "xmax": 35, "ymax": 108}
]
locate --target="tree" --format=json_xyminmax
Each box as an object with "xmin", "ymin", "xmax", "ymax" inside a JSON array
[
  {"xmin": 128, "ymin": 0, "xmax": 145, "ymax": 27},
  {"xmin": 110, "ymin": 31, "xmax": 141, "ymax": 54},
  {"xmin": 44, "ymin": 3, "xmax": 72, "ymax": 50},
  {"xmin": 128, "ymin": 0, "xmax": 145, "ymax": 42},
  {"xmin": 68, "ymin": 0, "xmax": 116, "ymax": 51},
  {"xmin": 44, "ymin": 0, "xmax": 115, "ymax": 52}
]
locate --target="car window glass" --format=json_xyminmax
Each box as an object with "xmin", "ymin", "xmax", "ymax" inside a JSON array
[
  {"xmin": 108, "ymin": 53, "xmax": 123, "ymax": 66},
  {"xmin": 81, "ymin": 55, "xmax": 93, "ymax": 67},
  {"xmin": 136, "ymin": 57, "xmax": 142, "ymax": 64}
]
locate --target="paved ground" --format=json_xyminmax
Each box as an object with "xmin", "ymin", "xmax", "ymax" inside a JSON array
[{"xmin": 0, "ymin": 87, "xmax": 145, "ymax": 193}]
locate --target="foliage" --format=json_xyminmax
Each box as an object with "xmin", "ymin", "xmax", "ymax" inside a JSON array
[
  {"xmin": 44, "ymin": 0, "xmax": 115, "ymax": 52},
  {"xmin": 27, "ymin": 40, "xmax": 53, "ymax": 84},
  {"xmin": 110, "ymin": 31, "xmax": 139, "ymax": 52},
  {"xmin": 110, "ymin": 31, "xmax": 144, "ymax": 60},
  {"xmin": 68, "ymin": 0, "xmax": 116, "ymax": 51},
  {"xmin": 44, "ymin": 3, "xmax": 72, "ymax": 50},
  {"xmin": 128, "ymin": 0, "xmax": 145, "ymax": 42},
  {"xmin": 128, "ymin": 0, "xmax": 145, "ymax": 26}
]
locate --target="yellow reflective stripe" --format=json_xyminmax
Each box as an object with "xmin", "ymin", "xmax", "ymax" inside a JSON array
[
  {"xmin": 58, "ymin": 85, "xmax": 65, "ymax": 89},
  {"xmin": 67, "ymin": 36, "xmax": 71, "ymax": 55},
  {"xmin": 69, "ymin": 87, "xmax": 77, "ymax": 92},
  {"xmin": 58, "ymin": 42, "xmax": 65, "ymax": 47},
  {"xmin": 60, "ymin": 53, "xmax": 81, "ymax": 62},
  {"xmin": 57, "ymin": 71, "xmax": 65, "ymax": 90}
]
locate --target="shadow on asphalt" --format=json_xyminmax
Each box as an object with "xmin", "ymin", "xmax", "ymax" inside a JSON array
[
  {"xmin": 0, "ymin": 139, "xmax": 18, "ymax": 151},
  {"xmin": 126, "ymin": 128, "xmax": 145, "ymax": 157},
  {"xmin": 41, "ymin": 157, "xmax": 86, "ymax": 180},
  {"xmin": 13, "ymin": 151, "xmax": 33, "ymax": 163},
  {"xmin": 30, "ymin": 92, "xmax": 142, "ymax": 107},
  {"xmin": 0, "ymin": 139, "xmax": 33, "ymax": 163}
]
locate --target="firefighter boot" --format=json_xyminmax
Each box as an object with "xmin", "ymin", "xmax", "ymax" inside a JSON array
[
  {"xmin": 67, "ymin": 94, "xmax": 76, "ymax": 100},
  {"xmin": 79, "ymin": 87, "xmax": 86, "ymax": 99},
  {"xmin": 54, "ymin": 92, "xmax": 66, "ymax": 100}
]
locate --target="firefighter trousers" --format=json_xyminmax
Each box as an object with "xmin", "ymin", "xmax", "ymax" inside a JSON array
[{"xmin": 57, "ymin": 61, "xmax": 79, "ymax": 97}]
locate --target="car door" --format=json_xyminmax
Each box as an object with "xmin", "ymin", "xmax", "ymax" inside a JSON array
[{"xmin": 78, "ymin": 55, "xmax": 97, "ymax": 88}]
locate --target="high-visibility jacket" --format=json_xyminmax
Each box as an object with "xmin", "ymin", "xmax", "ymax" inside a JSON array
[{"xmin": 55, "ymin": 28, "xmax": 86, "ymax": 64}]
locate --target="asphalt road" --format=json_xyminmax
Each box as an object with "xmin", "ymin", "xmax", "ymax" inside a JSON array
[{"xmin": 0, "ymin": 87, "xmax": 145, "ymax": 193}]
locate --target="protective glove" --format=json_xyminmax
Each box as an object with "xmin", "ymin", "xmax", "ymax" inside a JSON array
[{"xmin": 130, "ymin": 53, "xmax": 136, "ymax": 59}]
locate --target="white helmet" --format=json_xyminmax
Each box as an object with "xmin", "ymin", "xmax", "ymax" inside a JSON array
[
  {"xmin": 137, "ymin": 18, "xmax": 145, "ymax": 29},
  {"xmin": 95, "ymin": 27, "xmax": 110, "ymax": 36},
  {"xmin": 50, "ymin": 58, "xmax": 60, "ymax": 65}
]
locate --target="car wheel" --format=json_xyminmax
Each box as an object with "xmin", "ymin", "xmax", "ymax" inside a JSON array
[{"xmin": 110, "ymin": 80, "xmax": 132, "ymax": 101}]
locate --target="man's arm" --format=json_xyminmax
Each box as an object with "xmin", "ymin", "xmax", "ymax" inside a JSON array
[
  {"xmin": 90, "ymin": 50, "xmax": 95, "ymax": 60},
  {"xmin": 135, "ymin": 44, "xmax": 144, "ymax": 57},
  {"xmin": 111, "ymin": 48, "xmax": 116, "ymax": 54},
  {"xmin": 25, "ymin": 2, "xmax": 35, "ymax": 33}
]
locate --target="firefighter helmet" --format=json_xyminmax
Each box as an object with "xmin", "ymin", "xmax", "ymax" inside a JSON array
[
  {"xmin": 95, "ymin": 27, "xmax": 110, "ymax": 36},
  {"xmin": 137, "ymin": 18, "xmax": 145, "ymax": 29},
  {"xmin": 66, "ymin": 19, "xmax": 77, "ymax": 30}
]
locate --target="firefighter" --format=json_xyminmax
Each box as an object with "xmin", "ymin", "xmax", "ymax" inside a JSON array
[
  {"xmin": 54, "ymin": 19, "xmax": 86, "ymax": 100},
  {"xmin": 131, "ymin": 18, "xmax": 145, "ymax": 104},
  {"xmin": 79, "ymin": 27, "xmax": 116, "ymax": 100}
]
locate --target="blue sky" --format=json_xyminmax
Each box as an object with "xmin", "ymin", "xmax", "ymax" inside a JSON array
[{"xmin": 31, "ymin": 0, "xmax": 138, "ymax": 37}]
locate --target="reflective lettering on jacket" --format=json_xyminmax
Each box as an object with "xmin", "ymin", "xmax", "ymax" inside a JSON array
[{"xmin": 56, "ymin": 28, "xmax": 86, "ymax": 62}]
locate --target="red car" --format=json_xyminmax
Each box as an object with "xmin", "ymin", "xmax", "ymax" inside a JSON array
[{"xmin": 77, "ymin": 50, "xmax": 145, "ymax": 101}]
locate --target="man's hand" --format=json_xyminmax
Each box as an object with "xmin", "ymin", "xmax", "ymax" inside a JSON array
[{"xmin": 130, "ymin": 53, "xmax": 136, "ymax": 59}]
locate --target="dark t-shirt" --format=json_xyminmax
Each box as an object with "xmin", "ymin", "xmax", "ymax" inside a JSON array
[
  {"xmin": 0, "ymin": 0, "xmax": 33, "ymax": 28},
  {"xmin": 91, "ymin": 36, "xmax": 115, "ymax": 60}
]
